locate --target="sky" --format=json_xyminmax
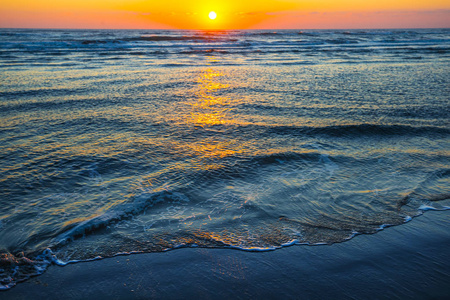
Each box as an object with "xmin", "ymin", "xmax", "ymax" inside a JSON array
[{"xmin": 0, "ymin": 0, "xmax": 449, "ymax": 29}]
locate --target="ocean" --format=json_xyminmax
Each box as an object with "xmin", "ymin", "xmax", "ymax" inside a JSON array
[{"xmin": 0, "ymin": 28, "xmax": 449, "ymax": 290}]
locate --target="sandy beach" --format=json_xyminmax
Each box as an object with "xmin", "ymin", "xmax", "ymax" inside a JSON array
[{"xmin": 3, "ymin": 210, "xmax": 449, "ymax": 299}]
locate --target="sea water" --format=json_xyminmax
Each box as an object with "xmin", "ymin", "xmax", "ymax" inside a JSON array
[{"xmin": 0, "ymin": 29, "xmax": 449, "ymax": 289}]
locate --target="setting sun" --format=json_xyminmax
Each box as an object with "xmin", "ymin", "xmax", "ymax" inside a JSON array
[{"xmin": 209, "ymin": 11, "xmax": 217, "ymax": 20}]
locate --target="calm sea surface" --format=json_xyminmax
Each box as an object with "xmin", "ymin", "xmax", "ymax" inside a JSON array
[{"xmin": 0, "ymin": 29, "xmax": 449, "ymax": 289}]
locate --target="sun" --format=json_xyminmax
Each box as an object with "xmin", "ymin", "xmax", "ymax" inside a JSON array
[{"xmin": 209, "ymin": 11, "xmax": 217, "ymax": 20}]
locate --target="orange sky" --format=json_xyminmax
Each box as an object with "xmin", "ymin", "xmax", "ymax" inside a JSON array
[{"xmin": 1, "ymin": 0, "xmax": 449, "ymax": 29}]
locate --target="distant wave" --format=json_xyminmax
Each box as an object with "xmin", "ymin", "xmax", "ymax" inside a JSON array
[
  {"xmin": 1, "ymin": 28, "xmax": 448, "ymax": 67},
  {"xmin": 248, "ymin": 32, "xmax": 280, "ymax": 36},
  {"xmin": 126, "ymin": 35, "xmax": 211, "ymax": 42},
  {"xmin": 181, "ymin": 49, "xmax": 229, "ymax": 54},
  {"xmin": 123, "ymin": 35, "xmax": 238, "ymax": 43}
]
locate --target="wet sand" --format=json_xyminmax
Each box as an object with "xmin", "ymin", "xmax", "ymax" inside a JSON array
[{"xmin": 3, "ymin": 210, "xmax": 449, "ymax": 299}]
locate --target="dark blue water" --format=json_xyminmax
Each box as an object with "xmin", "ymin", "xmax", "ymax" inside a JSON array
[{"xmin": 0, "ymin": 29, "xmax": 449, "ymax": 290}]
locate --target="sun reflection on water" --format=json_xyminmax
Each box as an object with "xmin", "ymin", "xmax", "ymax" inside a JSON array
[
  {"xmin": 174, "ymin": 60, "xmax": 250, "ymax": 166},
  {"xmin": 188, "ymin": 67, "xmax": 231, "ymax": 127}
]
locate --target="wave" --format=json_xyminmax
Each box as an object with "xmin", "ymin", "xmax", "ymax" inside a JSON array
[
  {"xmin": 1, "ymin": 149, "xmax": 449, "ymax": 290},
  {"xmin": 1, "ymin": 33, "xmax": 448, "ymax": 67},
  {"xmin": 81, "ymin": 40, "xmax": 116, "ymax": 45},
  {"xmin": 45, "ymin": 151, "xmax": 450, "ymax": 250},
  {"xmin": 0, "ymin": 251, "xmax": 52, "ymax": 290},
  {"xmin": 325, "ymin": 39, "xmax": 360, "ymax": 45},
  {"xmin": 123, "ymin": 35, "xmax": 238, "ymax": 43},
  {"xmin": 181, "ymin": 49, "xmax": 229, "ymax": 54},
  {"xmin": 0, "ymin": 191, "xmax": 192, "ymax": 290},
  {"xmin": 0, "ymin": 87, "xmax": 87, "ymax": 104},
  {"xmin": 259, "ymin": 124, "xmax": 450, "ymax": 138},
  {"xmin": 125, "ymin": 35, "xmax": 211, "ymax": 42},
  {"xmin": 50, "ymin": 189, "xmax": 449, "ymax": 252},
  {"xmin": 52, "ymin": 191, "xmax": 190, "ymax": 247},
  {"xmin": 2, "ymin": 189, "xmax": 448, "ymax": 290},
  {"xmin": 247, "ymin": 32, "xmax": 280, "ymax": 36}
]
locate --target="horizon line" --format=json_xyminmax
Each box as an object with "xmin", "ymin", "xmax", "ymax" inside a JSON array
[{"xmin": 1, "ymin": 26, "xmax": 449, "ymax": 31}]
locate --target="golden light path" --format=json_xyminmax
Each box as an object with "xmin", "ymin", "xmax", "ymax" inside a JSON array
[{"xmin": 172, "ymin": 56, "xmax": 251, "ymax": 170}]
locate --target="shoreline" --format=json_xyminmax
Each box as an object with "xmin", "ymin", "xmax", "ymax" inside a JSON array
[{"xmin": 3, "ymin": 210, "xmax": 449, "ymax": 299}]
